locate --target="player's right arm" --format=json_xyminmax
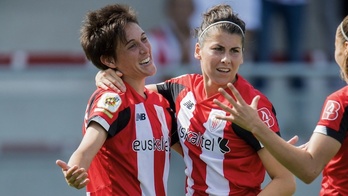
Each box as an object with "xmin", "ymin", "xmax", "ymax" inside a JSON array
[
  {"xmin": 214, "ymin": 83, "xmax": 341, "ymax": 184},
  {"xmin": 56, "ymin": 122, "xmax": 108, "ymax": 189},
  {"xmin": 95, "ymin": 69, "xmax": 158, "ymax": 93}
]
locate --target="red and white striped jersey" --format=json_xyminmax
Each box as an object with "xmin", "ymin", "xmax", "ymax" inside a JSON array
[
  {"xmin": 157, "ymin": 74, "xmax": 280, "ymax": 196},
  {"xmin": 314, "ymin": 86, "xmax": 348, "ymax": 196},
  {"xmin": 83, "ymin": 82, "xmax": 177, "ymax": 196}
]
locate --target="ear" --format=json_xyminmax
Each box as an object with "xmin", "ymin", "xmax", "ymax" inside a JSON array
[
  {"xmin": 100, "ymin": 55, "xmax": 117, "ymax": 69},
  {"xmin": 345, "ymin": 41, "xmax": 348, "ymax": 56},
  {"xmin": 194, "ymin": 43, "xmax": 202, "ymax": 60}
]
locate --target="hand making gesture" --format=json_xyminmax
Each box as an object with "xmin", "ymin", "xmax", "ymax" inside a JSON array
[{"xmin": 213, "ymin": 82, "xmax": 265, "ymax": 133}]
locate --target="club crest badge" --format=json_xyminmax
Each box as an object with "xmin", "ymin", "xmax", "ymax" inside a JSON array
[
  {"xmin": 97, "ymin": 93, "xmax": 121, "ymax": 113},
  {"xmin": 204, "ymin": 109, "xmax": 226, "ymax": 133}
]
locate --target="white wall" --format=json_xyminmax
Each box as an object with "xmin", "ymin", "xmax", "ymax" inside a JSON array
[
  {"xmin": 0, "ymin": 0, "xmax": 164, "ymax": 52},
  {"xmin": 0, "ymin": 0, "xmax": 334, "ymax": 54}
]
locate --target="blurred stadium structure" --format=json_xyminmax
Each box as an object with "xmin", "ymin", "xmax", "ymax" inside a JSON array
[{"xmin": 0, "ymin": 0, "xmax": 343, "ymax": 195}]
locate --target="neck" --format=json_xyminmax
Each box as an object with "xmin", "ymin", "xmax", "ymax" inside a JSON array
[
  {"xmin": 123, "ymin": 77, "xmax": 146, "ymax": 98},
  {"xmin": 204, "ymin": 84, "xmax": 220, "ymax": 98},
  {"xmin": 203, "ymin": 76, "xmax": 237, "ymax": 98}
]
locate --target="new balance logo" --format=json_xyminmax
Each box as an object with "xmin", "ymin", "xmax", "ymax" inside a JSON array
[
  {"xmin": 183, "ymin": 100, "xmax": 194, "ymax": 110},
  {"xmin": 136, "ymin": 113, "xmax": 146, "ymax": 121}
]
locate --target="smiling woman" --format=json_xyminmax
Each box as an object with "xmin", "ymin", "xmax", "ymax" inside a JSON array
[{"xmin": 55, "ymin": 4, "xmax": 181, "ymax": 196}]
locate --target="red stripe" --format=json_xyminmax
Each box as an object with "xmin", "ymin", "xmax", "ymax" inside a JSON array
[
  {"xmin": 1, "ymin": 141, "xmax": 62, "ymax": 154},
  {"xmin": 27, "ymin": 52, "xmax": 87, "ymax": 66},
  {"xmin": 0, "ymin": 52, "xmax": 88, "ymax": 68},
  {"xmin": 0, "ymin": 54, "xmax": 11, "ymax": 67}
]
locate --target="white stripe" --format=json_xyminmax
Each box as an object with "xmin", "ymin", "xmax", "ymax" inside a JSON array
[
  {"xmin": 89, "ymin": 116, "xmax": 110, "ymax": 131},
  {"xmin": 177, "ymin": 92, "xmax": 196, "ymax": 193},
  {"xmin": 135, "ymin": 103, "xmax": 156, "ymax": 196},
  {"xmin": 154, "ymin": 104, "xmax": 170, "ymax": 193},
  {"xmin": 202, "ymin": 109, "xmax": 229, "ymax": 194},
  {"xmin": 313, "ymin": 125, "xmax": 328, "ymax": 135},
  {"xmin": 178, "ymin": 92, "xmax": 196, "ymax": 127}
]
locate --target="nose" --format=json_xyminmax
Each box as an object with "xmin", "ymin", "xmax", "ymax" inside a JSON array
[
  {"xmin": 221, "ymin": 54, "xmax": 231, "ymax": 64},
  {"xmin": 140, "ymin": 43, "xmax": 149, "ymax": 54}
]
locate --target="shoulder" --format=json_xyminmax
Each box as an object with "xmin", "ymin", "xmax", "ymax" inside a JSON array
[
  {"xmin": 167, "ymin": 73, "xmax": 202, "ymax": 84},
  {"xmin": 157, "ymin": 74, "xmax": 200, "ymax": 88},
  {"xmin": 321, "ymin": 86, "xmax": 348, "ymax": 114},
  {"xmin": 95, "ymin": 89, "xmax": 125, "ymax": 111},
  {"xmin": 323, "ymin": 86, "xmax": 348, "ymax": 111},
  {"xmin": 146, "ymin": 88, "xmax": 168, "ymax": 103},
  {"xmin": 327, "ymin": 86, "xmax": 348, "ymax": 100},
  {"xmin": 235, "ymin": 75, "xmax": 271, "ymax": 104}
]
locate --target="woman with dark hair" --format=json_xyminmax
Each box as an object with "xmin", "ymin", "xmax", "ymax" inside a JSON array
[
  {"xmin": 56, "ymin": 4, "xmax": 181, "ymax": 195},
  {"xmin": 215, "ymin": 15, "xmax": 348, "ymax": 196}
]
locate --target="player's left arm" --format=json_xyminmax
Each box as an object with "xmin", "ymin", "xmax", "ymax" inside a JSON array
[{"xmin": 257, "ymin": 148, "xmax": 296, "ymax": 196}]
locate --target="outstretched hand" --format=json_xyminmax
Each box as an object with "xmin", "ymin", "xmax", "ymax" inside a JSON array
[
  {"xmin": 95, "ymin": 69, "xmax": 126, "ymax": 93},
  {"xmin": 56, "ymin": 160, "xmax": 90, "ymax": 189},
  {"xmin": 213, "ymin": 83, "xmax": 262, "ymax": 132}
]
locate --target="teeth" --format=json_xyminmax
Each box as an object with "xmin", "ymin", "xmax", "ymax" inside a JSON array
[
  {"xmin": 140, "ymin": 57, "xmax": 150, "ymax": 64},
  {"xmin": 217, "ymin": 68, "xmax": 230, "ymax": 72}
]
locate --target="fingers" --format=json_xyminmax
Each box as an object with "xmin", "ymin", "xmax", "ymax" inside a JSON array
[
  {"xmin": 226, "ymin": 83, "xmax": 245, "ymax": 105},
  {"xmin": 66, "ymin": 166, "xmax": 89, "ymax": 189},
  {"xmin": 217, "ymin": 87, "xmax": 237, "ymax": 106},
  {"xmin": 96, "ymin": 80, "xmax": 116, "ymax": 92},
  {"xmin": 105, "ymin": 69, "xmax": 126, "ymax": 92},
  {"xmin": 68, "ymin": 169, "xmax": 89, "ymax": 189},
  {"xmin": 213, "ymin": 101, "xmax": 234, "ymax": 121},
  {"xmin": 214, "ymin": 84, "xmax": 243, "ymax": 118},
  {"xmin": 287, "ymin": 135, "xmax": 299, "ymax": 145},
  {"xmin": 250, "ymin": 95, "xmax": 261, "ymax": 110},
  {"xmin": 287, "ymin": 136, "xmax": 309, "ymax": 150},
  {"xmin": 56, "ymin": 160, "xmax": 89, "ymax": 189},
  {"xmin": 75, "ymin": 178, "xmax": 90, "ymax": 189},
  {"xmin": 115, "ymin": 70, "xmax": 123, "ymax": 77},
  {"xmin": 95, "ymin": 71, "xmax": 107, "ymax": 90},
  {"xmin": 99, "ymin": 69, "xmax": 126, "ymax": 93},
  {"xmin": 298, "ymin": 142, "xmax": 309, "ymax": 150},
  {"xmin": 213, "ymin": 98, "xmax": 233, "ymax": 114},
  {"xmin": 56, "ymin": 159, "xmax": 69, "ymax": 171}
]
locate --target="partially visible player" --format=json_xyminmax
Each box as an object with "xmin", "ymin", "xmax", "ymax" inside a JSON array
[
  {"xmin": 55, "ymin": 4, "xmax": 180, "ymax": 195},
  {"xmin": 214, "ymin": 15, "xmax": 348, "ymax": 196},
  {"xmin": 95, "ymin": 4, "xmax": 296, "ymax": 195}
]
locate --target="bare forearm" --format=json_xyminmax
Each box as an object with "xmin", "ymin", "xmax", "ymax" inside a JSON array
[
  {"xmin": 251, "ymin": 123, "xmax": 319, "ymax": 183},
  {"xmin": 68, "ymin": 150, "xmax": 94, "ymax": 170},
  {"xmin": 259, "ymin": 176, "xmax": 295, "ymax": 196}
]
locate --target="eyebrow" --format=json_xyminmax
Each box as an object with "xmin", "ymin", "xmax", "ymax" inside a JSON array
[
  {"xmin": 125, "ymin": 32, "xmax": 146, "ymax": 46},
  {"xmin": 215, "ymin": 43, "xmax": 241, "ymax": 49}
]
